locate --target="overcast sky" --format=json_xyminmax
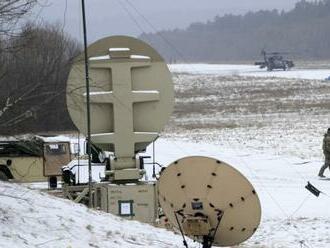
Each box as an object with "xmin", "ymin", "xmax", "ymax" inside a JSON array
[{"xmin": 31, "ymin": 0, "xmax": 303, "ymax": 42}]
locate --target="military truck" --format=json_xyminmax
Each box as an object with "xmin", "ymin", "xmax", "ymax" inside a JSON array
[{"xmin": 0, "ymin": 135, "xmax": 72, "ymax": 182}]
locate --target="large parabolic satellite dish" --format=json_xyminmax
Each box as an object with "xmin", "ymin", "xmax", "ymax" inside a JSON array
[
  {"xmin": 66, "ymin": 36, "xmax": 174, "ymax": 155},
  {"xmin": 158, "ymin": 156, "xmax": 261, "ymax": 247}
]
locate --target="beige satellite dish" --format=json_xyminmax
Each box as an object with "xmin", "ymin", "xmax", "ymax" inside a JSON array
[
  {"xmin": 158, "ymin": 156, "xmax": 261, "ymax": 247},
  {"xmin": 67, "ymin": 36, "xmax": 174, "ymax": 156},
  {"xmin": 66, "ymin": 36, "xmax": 174, "ymax": 176}
]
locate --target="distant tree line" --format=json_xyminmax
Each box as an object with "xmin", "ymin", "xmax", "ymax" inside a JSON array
[
  {"xmin": 0, "ymin": 1, "xmax": 80, "ymax": 135},
  {"xmin": 140, "ymin": 0, "xmax": 330, "ymax": 62}
]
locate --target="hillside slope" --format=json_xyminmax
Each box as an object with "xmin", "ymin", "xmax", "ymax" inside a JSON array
[
  {"xmin": 141, "ymin": 0, "xmax": 330, "ymax": 62},
  {"xmin": 0, "ymin": 182, "xmax": 195, "ymax": 248}
]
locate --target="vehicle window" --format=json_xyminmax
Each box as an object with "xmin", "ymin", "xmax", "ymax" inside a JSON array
[
  {"xmin": 45, "ymin": 144, "xmax": 67, "ymax": 155},
  {"xmin": 0, "ymin": 143, "xmax": 35, "ymax": 156}
]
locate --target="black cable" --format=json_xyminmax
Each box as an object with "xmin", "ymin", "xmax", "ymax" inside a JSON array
[
  {"xmin": 174, "ymin": 210, "xmax": 188, "ymax": 248},
  {"xmin": 61, "ymin": 0, "xmax": 68, "ymax": 34},
  {"xmin": 207, "ymin": 211, "xmax": 223, "ymax": 248},
  {"xmin": 116, "ymin": 0, "xmax": 148, "ymax": 36},
  {"xmin": 123, "ymin": 0, "xmax": 190, "ymax": 63}
]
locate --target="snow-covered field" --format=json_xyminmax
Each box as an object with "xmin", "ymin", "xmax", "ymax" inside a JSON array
[
  {"xmin": 156, "ymin": 65, "xmax": 330, "ymax": 247},
  {"xmin": 169, "ymin": 63, "xmax": 330, "ymax": 80},
  {"xmin": 1, "ymin": 63, "xmax": 330, "ymax": 247},
  {"xmin": 145, "ymin": 139, "xmax": 330, "ymax": 248}
]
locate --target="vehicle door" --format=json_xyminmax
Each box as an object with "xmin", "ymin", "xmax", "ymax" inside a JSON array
[{"xmin": 44, "ymin": 143, "xmax": 71, "ymax": 176}]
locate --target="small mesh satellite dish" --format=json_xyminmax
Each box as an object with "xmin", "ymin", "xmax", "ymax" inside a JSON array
[{"xmin": 158, "ymin": 156, "xmax": 261, "ymax": 247}]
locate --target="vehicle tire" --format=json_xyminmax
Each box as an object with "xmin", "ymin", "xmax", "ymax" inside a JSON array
[{"xmin": 0, "ymin": 171, "xmax": 9, "ymax": 181}]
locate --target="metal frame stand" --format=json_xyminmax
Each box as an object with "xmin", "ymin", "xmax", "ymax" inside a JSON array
[
  {"xmin": 202, "ymin": 211, "xmax": 224, "ymax": 248},
  {"xmin": 174, "ymin": 210, "xmax": 189, "ymax": 248},
  {"xmin": 174, "ymin": 210, "xmax": 224, "ymax": 248}
]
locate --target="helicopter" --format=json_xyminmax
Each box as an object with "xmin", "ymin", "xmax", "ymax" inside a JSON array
[{"xmin": 255, "ymin": 50, "xmax": 294, "ymax": 71}]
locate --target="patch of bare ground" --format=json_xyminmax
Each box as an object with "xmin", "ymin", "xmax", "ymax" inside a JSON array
[
  {"xmin": 162, "ymin": 74, "xmax": 330, "ymax": 159},
  {"xmin": 167, "ymin": 74, "xmax": 330, "ymax": 132}
]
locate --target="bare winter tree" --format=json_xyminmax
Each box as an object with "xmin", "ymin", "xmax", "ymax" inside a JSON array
[
  {"xmin": 0, "ymin": 23, "xmax": 81, "ymax": 135},
  {"xmin": 0, "ymin": 0, "xmax": 37, "ymax": 36},
  {"xmin": 0, "ymin": 0, "xmax": 38, "ymax": 103},
  {"xmin": 0, "ymin": 0, "xmax": 39, "ymax": 131}
]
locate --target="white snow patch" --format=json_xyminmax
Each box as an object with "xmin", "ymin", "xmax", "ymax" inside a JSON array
[
  {"xmin": 0, "ymin": 181, "xmax": 197, "ymax": 248},
  {"xmin": 169, "ymin": 64, "xmax": 330, "ymax": 80},
  {"xmin": 143, "ymin": 138, "xmax": 330, "ymax": 248}
]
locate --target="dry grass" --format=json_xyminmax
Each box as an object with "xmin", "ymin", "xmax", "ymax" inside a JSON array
[{"xmin": 166, "ymin": 74, "xmax": 330, "ymax": 132}]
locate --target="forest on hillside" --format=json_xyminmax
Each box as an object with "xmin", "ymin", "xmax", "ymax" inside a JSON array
[{"xmin": 140, "ymin": 0, "xmax": 330, "ymax": 62}]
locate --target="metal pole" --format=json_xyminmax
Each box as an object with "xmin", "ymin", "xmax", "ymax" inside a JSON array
[
  {"xmin": 77, "ymin": 132, "xmax": 80, "ymax": 184},
  {"xmin": 174, "ymin": 211, "xmax": 188, "ymax": 248},
  {"xmin": 81, "ymin": 0, "xmax": 93, "ymax": 208},
  {"xmin": 152, "ymin": 141, "xmax": 156, "ymax": 178}
]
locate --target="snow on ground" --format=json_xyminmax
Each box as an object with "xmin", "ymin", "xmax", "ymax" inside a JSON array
[
  {"xmin": 2, "ymin": 137, "xmax": 329, "ymax": 248},
  {"xmin": 146, "ymin": 69, "xmax": 330, "ymax": 247},
  {"xmin": 144, "ymin": 138, "xmax": 330, "ymax": 248},
  {"xmin": 167, "ymin": 73, "xmax": 330, "ymax": 160},
  {"xmin": 2, "ymin": 64, "xmax": 330, "ymax": 247},
  {"xmin": 0, "ymin": 181, "xmax": 198, "ymax": 248},
  {"xmin": 169, "ymin": 64, "xmax": 330, "ymax": 80}
]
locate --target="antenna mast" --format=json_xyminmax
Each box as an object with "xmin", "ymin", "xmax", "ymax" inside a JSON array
[{"xmin": 80, "ymin": 0, "xmax": 93, "ymax": 208}]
